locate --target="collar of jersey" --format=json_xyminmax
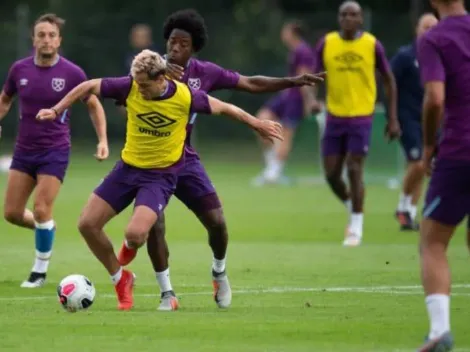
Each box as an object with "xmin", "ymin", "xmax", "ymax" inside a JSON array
[
  {"xmin": 34, "ymin": 54, "xmax": 60, "ymax": 67},
  {"xmin": 163, "ymin": 54, "xmax": 191, "ymax": 68}
]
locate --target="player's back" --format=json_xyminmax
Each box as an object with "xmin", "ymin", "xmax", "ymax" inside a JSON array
[{"xmin": 420, "ymin": 15, "xmax": 470, "ymax": 159}]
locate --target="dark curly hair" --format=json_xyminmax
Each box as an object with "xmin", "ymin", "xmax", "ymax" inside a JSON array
[{"xmin": 163, "ymin": 9, "xmax": 208, "ymax": 53}]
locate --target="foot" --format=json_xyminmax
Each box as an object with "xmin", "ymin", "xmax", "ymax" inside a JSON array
[
  {"xmin": 20, "ymin": 272, "xmax": 46, "ymax": 288},
  {"xmin": 343, "ymin": 228, "xmax": 362, "ymax": 247},
  {"xmin": 158, "ymin": 290, "xmax": 179, "ymax": 311},
  {"xmin": 117, "ymin": 242, "xmax": 138, "ymax": 266},
  {"xmin": 416, "ymin": 331, "xmax": 454, "ymax": 352},
  {"xmin": 115, "ymin": 270, "xmax": 135, "ymax": 310},
  {"xmin": 395, "ymin": 211, "xmax": 420, "ymax": 231},
  {"xmin": 212, "ymin": 270, "xmax": 232, "ymax": 308}
]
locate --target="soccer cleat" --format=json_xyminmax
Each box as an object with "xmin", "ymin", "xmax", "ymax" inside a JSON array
[
  {"xmin": 158, "ymin": 290, "xmax": 179, "ymax": 311},
  {"xmin": 395, "ymin": 211, "xmax": 420, "ymax": 231},
  {"xmin": 115, "ymin": 270, "xmax": 135, "ymax": 311},
  {"xmin": 343, "ymin": 228, "xmax": 362, "ymax": 247},
  {"xmin": 212, "ymin": 270, "xmax": 232, "ymax": 308},
  {"xmin": 416, "ymin": 331, "xmax": 454, "ymax": 352},
  {"xmin": 20, "ymin": 272, "xmax": 46, "ymax": 288},
  {"xmin": 117, "ymin": 242, "xmax": 138, "ymax": 266}
]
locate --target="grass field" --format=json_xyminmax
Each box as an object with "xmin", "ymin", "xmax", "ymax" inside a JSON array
[{"xmin": 0, "ymin": 150, "xmax": 469, "ymax": 352}]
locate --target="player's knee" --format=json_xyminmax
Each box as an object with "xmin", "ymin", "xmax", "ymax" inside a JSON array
[
  {"xmin": 77, "ymin": 215, "xmax": 100, "ymax": 238},
  {"xmin": 153, "ymin": 216, "xmax": 166, "ymax": 237},
  {"xmin": 125, "ymin": 224, "xmax": 148, "ymax": 248},
  {"xmin": 4, "ymin": 209, "xmax": 23, "ymax": 226},
  {"xmin": 325, "ymin": 171, "xmax": 341, "ymax": 186},
  {"xmin": 33, "ymin": 202, "xmax": 52, "ymax": 223},
  {"xmin": 204, "ymin": 209, "xmax": 227, "ymax": 236}
]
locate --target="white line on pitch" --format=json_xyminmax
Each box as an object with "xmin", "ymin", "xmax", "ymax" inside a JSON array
[{"xmin": 1, "ymin": 284, "xmax": 470, "ymax": 301}]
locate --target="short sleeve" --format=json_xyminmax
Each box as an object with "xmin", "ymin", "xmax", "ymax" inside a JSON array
[
  {"xmin": 206, "ymin": 62, "xmax": 240, "ymax": 91},
  {"xmin": 314, "ymin": 37, "xmax": 326, "ymax": 72},
  {"xmin": 100, "ymin": 76, "xmax": 132, "ymax": 102},
  {"xmin": 375, "ymin": 40, "xmax": 391, "ymax": 75},
  {"xmin": 417, "ymin": 35, "xmax": 445, "ymax": 83},
  {"xmin": 2, "ymin": 63, "xmax": 18, "ymax": 97},
  {"xmin": 190, "ymin": 89, "xmax": 211, "ymax": 114},
  {"xmin": 74, "ymin": 67, "xmax": 89, "ymax": 102},
  {"xmin": 390, "ymin": 49, "xmax": 407, "ymax": 84}
]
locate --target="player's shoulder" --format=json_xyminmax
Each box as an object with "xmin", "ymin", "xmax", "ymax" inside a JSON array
[
  {"xmin": 361, "ymin": 31, "xmax": 379, "ymax": 44},
  {"xmin": 58, "ymin": 57, "xmax": 87, "ymax": 76},
  {"xmin": 190, "ymin": 57, "xmax": 226, "ymax": 73},
  {"xmin": 9, "ymin": 56, "xmax": 34, "ymax": 72}
]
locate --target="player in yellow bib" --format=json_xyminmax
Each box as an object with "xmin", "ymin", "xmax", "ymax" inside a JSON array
[
  {"xmin": 314, "ymin": 1, "xmax": 400, "ymax": 246},
  {"xmin": 36, "ymin": 49, "xmax": 282, "ymax": 311}
]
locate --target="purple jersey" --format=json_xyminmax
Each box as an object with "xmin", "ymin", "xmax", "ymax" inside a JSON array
[
  {"xmin": 288, "ymin": 41, "xmax": 316, "ymax": 77},
  {"xmin": 179, "ymin": 58, "xmax": 240, "ymax": 151},
  {"xmin": 417, "ymin": 15, "xmax": 470, "ymax": 161},
  {"xmin": 2, "ymin": 56, "xmax": 87, "ymax": 151}
]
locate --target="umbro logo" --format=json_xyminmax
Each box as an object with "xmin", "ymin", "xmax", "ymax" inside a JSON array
[
  {"xmin": 136, "ymin": 112, "xmax": 176, "ymax": 129},
  {"xmin": 334, "ymin": 51, "xmax": 363, "ymax": 65}
]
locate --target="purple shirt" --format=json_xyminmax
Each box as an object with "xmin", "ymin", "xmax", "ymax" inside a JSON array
[
  {"xmin": 417, "ymin": 15, "xmax": 470, "ymax": 161},
  {"xmin": 2, "ymin": 56, "xmax": 87, "ymax": 151},
  {"xmin": 100, "ymin": 76, "xmax": 211, "ymax": 115}
]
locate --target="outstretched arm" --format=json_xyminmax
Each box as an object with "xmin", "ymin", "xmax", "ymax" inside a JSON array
[
  {"xmin": 206, "ymin": 95, "xmax": 283, "ymax": 143},
  {"xmin": 85, "ymin": 94, "xmax": 109, "ymax": 161},
  {"xmin": 52, "ymin": 79, "xmax": 102, "ymax": 116},
  {"xmin": 236, "ymin": 73, "xmax": 324, "ymax": 93}
]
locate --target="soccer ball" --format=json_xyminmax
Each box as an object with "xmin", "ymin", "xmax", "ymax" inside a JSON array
[{"xmin": 57, "ymin": 274, "xmax": 96, "ymax": 312}]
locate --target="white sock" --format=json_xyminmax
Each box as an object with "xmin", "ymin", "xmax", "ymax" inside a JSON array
[
  {"xmin": 263, "ymin": 148, "xmax": 275, "ymax": 166},
  {"xmin": 124, "ymin": 240, "xmax": 132, "ymax": 249},
  {"xmin": 111, "ymin": 267, "xmax": 123, "ymax": 285},
  {"xmin": 344, "ymin": 199, "xmax": 352, "ymax": 214},
  {"xmin": 264, "ymin": 158, "xmax": 284, "ymax": 181},
  {"xmin": 410, "ymin": 205, "xmax": 418, "ymax": 220},
  {"xmin": 32, "ymin": 250, "xmax": 51, "ymax": 273},
  {"xmin": 212, "ymin": 257, "xmax": 226, "ymax": 274},
  {"xmin": 156, "ymin": 268, "xmax": 173, "ymax": 293},
  {"xmin": 397, "ymin": 193, "xmax": 412, "ymax": 212},
  {"xmin": 350, "ymin": 213, "xmax": 363, "ymax": 237},
  {"xmin": 426, "ymin": 294, "xmax": 450, "ymax": 339}
]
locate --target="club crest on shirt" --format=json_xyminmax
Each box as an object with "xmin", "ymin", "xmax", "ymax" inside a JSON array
[
  {"xmin": 19, "ymin": 78, "xmax": 28, "ymax": 86},
  {"xmin": 414, "ymin": 59, "xmax": 419, "ymax": 68},
  {"xmin": 51, "ymin": 78, "xmax": 66, "ymax": 92},
  {"xmin": 188, "ymin": 78, "xmax": 201, "ymax": 90}
]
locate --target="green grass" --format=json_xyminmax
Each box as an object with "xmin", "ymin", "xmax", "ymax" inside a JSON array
[{"xmin": 0, "ymin": 152, "xmax": 468, "ymax": 352}]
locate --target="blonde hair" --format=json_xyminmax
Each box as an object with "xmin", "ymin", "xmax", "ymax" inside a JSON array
[{"xmin": 130, "ymin": 49, "xmax": 166, "ymax": 79}]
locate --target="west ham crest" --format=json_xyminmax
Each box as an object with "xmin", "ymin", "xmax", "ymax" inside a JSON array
[
  {"xmin": 188, "ymin": 78, "xmax": 201, "ymax": 90},
  {"xmin": 52, "ymin": 78, "xmax": 66, "ymax": 92}
]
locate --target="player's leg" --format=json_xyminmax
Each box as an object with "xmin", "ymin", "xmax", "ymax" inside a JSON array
[
  {"xmin": 3, "ymin": 170, "xmax": 35, "ymax": 229},
  {"xmin": 342, "ymin": 120, "xmax": 373, "ymax": 246},
  {"xmin": 80, "ymin": 161, "xmax": 139, "ymax": 310},
  {"xmin": 396, "ymin": 121, "xmax": 424, "ymax": 230},
  {"xmin": 20, "ymin": 150, "xmax": 70, "ymax": 287},
  {"xmin": 416, "ymin": 160, "xmax": 464, "ymax": 351},
  {"xmin": 252, "ymin": 93, "xmax": 282, "ymax": 185},
  {"xmin": 321, "ymin": 120, "xmax": 351, "ymax": 221}
]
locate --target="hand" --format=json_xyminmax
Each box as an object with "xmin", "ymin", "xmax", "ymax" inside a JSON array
[
  {"xmin": 254, "ymin": 120, "xmax": 283, "ymax": 144},
  {"xmin": 421, "ymin": 146, "xmax": 436, "ymax": 176},
  {"xmin": 94, "ymin": 141, "xmax": 109, "ymax": 161},
  {"xmin": 166, "ymin": 62, "xmax": 184, "ymax": 81},
  {"xmin": 385, "ymin": 118, "xmax": 401, "ymax": 141},
  {"xmin": 304, "ymin": 100, "xmax": 323, "ymax": 116},
  {"xmin": 36, "ymin": 109, "xmax": 58, "ymax": 121},
  {"xmin": 292, "ymin": 71, "xmax": 326, "ymax": 87}
]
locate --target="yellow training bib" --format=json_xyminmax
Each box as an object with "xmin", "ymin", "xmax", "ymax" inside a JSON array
[
  {"xmin": 323, "ymin": 31, "xmax": 378, "ymax": 117},
  {"xmin": 121, "ymin": 80, "xmax": 191, "ymax": 168}
]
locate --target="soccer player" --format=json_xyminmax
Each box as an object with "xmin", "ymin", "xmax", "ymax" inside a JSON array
[
  {"xmin": 314, "ymin": 1, "xmax": 400, "ymax": 246},
  {"xmin": 35, "ymin": 49, "xmax": 283, "ymax": 310},
  {"xmin": 416, "ymin": 0, "xmax": 470, "ymax": 350},
  {"xmin": 0, "ymin": 13, "xmax": 108, "ymax": 288},
  {"xmin": 116, "ymin": 9, "xmax": 324, "ymax": 311},
  {"xmin": 253, "ymin": 20, "xmax": 320, "ymax": 185},
  {"xmin": 393, "ymin": 13, "xmax": 438, "ymax": 232}
]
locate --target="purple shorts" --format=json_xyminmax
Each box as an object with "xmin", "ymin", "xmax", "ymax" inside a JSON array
[
  {"xmin": 423, "ymin": 158, "xmax": 470, "ymax": 227},
  {"xmin": 94, "ymin": 160, "xmax": 177, "ymax": 216},
  {"xmin": 265, "ymin": 89, "xmax": 303, "ymax": 129},
  {"xmin": 322, "ymin": 115, "xmax": 373, "ymax": 156},
  {"xmin": 10, "ymin": 148, "xmax": 70, "ymax": 183},
  {"xmin": 173, "ymin": 150, "xmax": 222, "ymax": 213}
]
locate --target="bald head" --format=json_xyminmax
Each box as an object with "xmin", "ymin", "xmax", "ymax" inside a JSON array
[
  {"xmin": 338, "ymin": 1, "xmax": 363, "ymax": 35},
  {"xmin": 416, "ymin": 13, "xmax": 438, "ymax": 37}
]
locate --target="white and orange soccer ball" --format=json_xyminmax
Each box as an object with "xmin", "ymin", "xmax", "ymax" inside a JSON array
[{"xmin": 57, "ymin": 274, "xmax": 96, "ymax": 312}]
